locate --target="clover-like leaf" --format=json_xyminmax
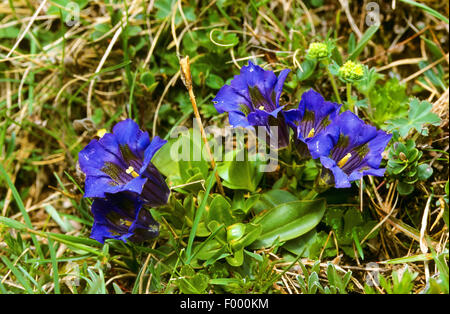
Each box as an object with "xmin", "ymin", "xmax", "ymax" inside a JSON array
[{"xmin": 388, "ymin": 98, "xmax": 440, "ymax": 137}]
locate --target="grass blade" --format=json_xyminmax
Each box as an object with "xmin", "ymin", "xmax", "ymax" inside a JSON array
[
  {"xmin": 1, "ymin": 256, "xmax": 34, "ymax": 293},
  {"xmin": 47, "ymin": 237, "xmax": 60, "ymax": 294},
  {"xmin": 0, "ymin": 163, "xmax": 44, "ymax": 258},
  {"xmin": 186, "ymin": 169, "xmax": 217, "ymax": 264},
  {"xmin": 348, "ymin": 25, "xmax": 379, "ymax": 60},
  {"xmin": 400, "ymin": 0, "xmax": 449, "ymax": 24}
]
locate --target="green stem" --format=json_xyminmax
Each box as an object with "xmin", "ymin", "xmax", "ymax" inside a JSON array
[
  {"xmin": 324, "ymin": 60, "xmax": 342, "ymax": 104},
  {"xmin": 346, "ymin": 82, "xmax": 352, "ymax": 110},
  {"xmin": 304, "ymin": 189, "xmax": 318, "ymax": 200},
  {"xmin": 346, "ymin": 83, "xmax": 351, "ymax": 103}
]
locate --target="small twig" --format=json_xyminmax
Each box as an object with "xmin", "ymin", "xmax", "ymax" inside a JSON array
[
  {"xmin": 360, "ymin": 193, "xmax": 398, "ymax": 245},
  {"xmin": 170, "ymin": 180, "xmax": 206, "ymax": 191},
  {"xmin": 139, "ymin": 241, "xmax": 157, "ymax": 294},
  {"xmin": 338, "ymin": 0, "xmax": 362, "ymax": 39},
  {"xmin": 5, "ymin": 0, "xmax": 47, "ymax": 59},
  {"xmin": 143, "ymin": 19, "xmax": 168, "ymax": 69},
  {"xmin": 400, "ymin": 54, "xmax": 448, "ymax": 84},
  {"xmin": 420, "ymin": 194, "xmax": 433, "ymax": 284},
  {"xmin": 152, "ymin": 71, "xmax": 180, "ymax": 137},
  {"xmin": 376, "ymin": 57, "xmax": 426, "ymax": 72},
  {"xmin": 179, "ymin": 56, "xmax": 225, "ymax": 196}
]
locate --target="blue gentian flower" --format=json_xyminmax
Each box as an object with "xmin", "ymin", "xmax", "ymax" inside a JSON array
[
  {"xmin": 285, "ymin": 89, "xmax": 341, "ymax": 144},
  {"xmin": 78, "ymin": 119, "xmax": 170, "ymax": 207},
  {"xmin": 308, "ymin": 110, "xmax": 392, "ymax": 188},
  {"xmin": 213, "ymin": 61, "xmax": 291, "ymax": 148},
  {"xmin": 90, "ymin": 192, "xmax": 159, "ymax": 244}
]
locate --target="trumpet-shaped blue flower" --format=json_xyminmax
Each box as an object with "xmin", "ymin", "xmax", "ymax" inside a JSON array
[
  {"xmin": 308, "ymin": 110, "xmax": 392, "ymax": 188},
  {"xmin": 78, "ymin": 119, "xmax": 170, "ymax": 207},
  {"xmin": 90, "ymin": 192, "xmax": 159, "ymax": 243},
  {"xmin": 213, "ymin": 61, "xmax": 291, "ymax": 148},
  {"xmin": 285, "ymin": 89, "xmax": 341, "ymax": 144}
]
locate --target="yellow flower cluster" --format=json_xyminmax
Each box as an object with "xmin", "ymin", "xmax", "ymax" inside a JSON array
[{"xmin": 338, "ymin": 60, "xmax": 364, "ymax": 81}]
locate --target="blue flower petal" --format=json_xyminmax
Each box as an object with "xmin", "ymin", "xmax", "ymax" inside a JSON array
[
  {"xmin": 361, "ymin": 167, "xmax": 386, "ymax": 177},
  {"xmin": 288, "ymin": 89, "xmax": 341, "ymax": 143},
  {"xmin": 247, "ymin": 109, "xmax": 271, "ymax": 126},
  {"xmin": 78, "ymin": 139, "xmax": 126, "ymax": 177},
  {"xmin": 141, "ymin": 136, "xmax": 167, "ymax": 174},
  {"xmin": 284, "ymin": 108, "xmax": 302, "ymax": 126},
  {"xmin": 274, "ymin": 69, "xmax": 290, "ymax": 107},
  {"xmin": 230, "ymin": 61, "xmax": 277, "ymax": 101},
  {"xmin": 299, "ymin": 89, "xmax": 325, "ymax": 113},
  {"xmin": 140, "ymin": 163, "xmax": 170, "ymax": 207},
  {"xmin": 112, "ymin": 119, "xmax": 151, "ymax": 158},
  {"xmin": 366, "ymin": 130, "xmax": 392, "ymax": 168},
  {"xmin": 84, "ymin": 175, "xmax": 147, "ymax": 198},
  {"xmin": 334, "ymin": 111, "xmax": 378, "ymax": 148},
  {"xmin": 348, "ymin": 171, "xmax": 364, "ymax": 182},
  {"xmin": 90, "ymin": 192, "xmax": 159, "ymax": 244},
  {"xmin": 307, "ymin": 132, "xmax": 336, "ymax": 159},
  {"xmin": 320, "ymin": 156, "xmax": 351, "ymax": 188},
  {"xmin": 212, "ymin": 61, "xmax": 290, "ymax": 148},
  {"xmin": 213, "ymin": 85, "xmax": 251, "ymax": 114},
  {"xmin": 228, "ymin": 111, "xmax": 252, "ymax": 128},
  {"xmin": 79, "ymin": 120, "xmax": 169, "ymax": 206},
  {"xmin": 310, "ymin": 109, "xmax": 391, "ymax": 188}
]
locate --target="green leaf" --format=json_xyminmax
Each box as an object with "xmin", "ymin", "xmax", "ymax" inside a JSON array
[
  {"xmin": 250, "ymin": 199, "xmax": 326, "ymax": 249},
  {"xmin": 417, "ymin": 163, "xmax": 433, "ymax": 181},
  {"xmin": 194, "ymin": 238, "xmax": 226, "ymax": 260},
  {"xmin": 152, "ymin": 128, "xmax": 210, "ymax": 189},
  {"xmin": 399, "ymin": 0, "xmax": 449, "ymax": 24},
  {"xmin": 1, "ymin": 256, "xmax": 34, "ymax": 293},
  {"xmin": 176, "ymin": 265, "xmax": 209, "ymax": 294},
  {"xmin": 0, "ymin": 163, "xmax": 44, "ymax": 258},
  {"xmin": 352, "ymin": 227, "xmax": 364, "ymax": 260},
  {"xmin": 379, "ymin": 253, "xmax": 434, "ymax": 264},
  {"xmin": 296, "ymin": 59, "xmax": 316, "ymax": 81},
  {"xmin": 419, "ymin": 60, "xmax": 446, "ymax": 91},
  {"xmin": 217, "ymin": 149, "xmax": 264, "ymax": 192},
  {"xmin": 348, "ymin": 25, "xmax": 379, "ymax": 60},
  {"xmin": 0, "ymin": 216, "xmax": 28, "ymax": 230},
  {"xmin": 252, "ymin": 189, "xmax": 298, "ymax": 215},
  {"xmin": 210, "ymin": 31, "xmax": 239, "ymax": 47},
  {"xmin": 196, "ymin": 225, "xmax": 228, "ymax": 262},
  {"xmin": 209, "ymin": 278, "xmax": 242, "ymax": 285},
  {"xmin": 206, "ymin": 195, "xmax": 234, "ymax": 226},
  {"xmin": 230, "ymin": 223, "xmax": 262, "ymax": 251},
  {"xmin": 155, "ymin": 0, "xmax": 196, "ymax": 24},
  {"xmin": 205, "ymin": 74, "xmax": 225, "ymax": 89},
  {"xmin": 225, "ymin": 248, "xmax": 244, "ymax": 267},
  {"xmin": 140, "ymin": 72, "xmax": 155, "ymax": 87},
  {"xmin": 226, "ymin": 223, "xmax": 246, "ymax": 243},
  {"xmin": 44, "ymin": 204, "xmax": 74, "ymax": 233},
  {"xmin": 433, "ymin": 252, "xmax": 449, "ymax": 293},
  {"xmin": 365, "ymin": 78, "xmax": 408, "ymax": 127},
  {"xmin": 283, "ymin": 229, "xmax": 330, "ymax": 259},
  {"xmin": 186, "ymin": 170, "xmax": 217, "ymax": 263},
  {"xmin": 124, "ymin": 25, "xmax": 142, "ymax": 38},
  {"xmin": 347, "ymin": 33, "xmax": 356, "ymax": 53},
  {"xmin": 397, "ymin": 181, "xmax": 415, "ymax": 195},
  {"xmin": 90, "ymin": 23, "xmax": 111, "ymax": 41},
  {"xmin": 47, "ymin": 0, "xmax": 89, "ymax": 21},
  {"xmin": 0, "ymin": 26, "xmax": 20, "ymax": 39},
  {"xmin": 388, "ymin": 98, "xmax": 440, "ymax": 137}
]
